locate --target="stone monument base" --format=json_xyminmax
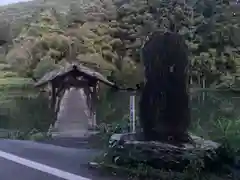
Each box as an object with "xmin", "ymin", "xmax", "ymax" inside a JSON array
[{"xmin": 105, "ymin": 132, "xmax": 221, "ymax": 172}]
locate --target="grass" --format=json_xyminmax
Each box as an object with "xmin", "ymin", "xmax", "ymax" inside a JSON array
[
  {"xmin": 0, "ymin": 58, "xmax": 53, "ymax": 140},
  {"xmin": 0, "ymin": 64, "xmax": 52, "ymax": 137},
  {"xmin": 0, "ymin": 69, "xmax": 33, "ymax": 90},
  {"xmin": 90, "ymin": 114, "xmax": 240, "ymax": 179},
  {"xmin": 0, "ymin": 89, "xmax": 53, "ymax": 136},
  {"xmin": 0, "ymin": 61, "xmax": 33, "ymax": 90},
  {"xmin": 0, "ymin": 78, "xmax": 33, "ymax": 90},
  {"xmin": 191, "ymin": 117, "xmax": 240, "ymax": 150},
  {"xmin": 0, "ymin": 71, "xmax": 18, "ymax": 77},
  {"xmin": 92, "ymin": 154, "xmax": 233, "ymax": 180},
  {"xmin": 0, "ymin": 63, "xmax": 14, "ymax": 71},
  {"xmin": 0, "ymin": 129, "xmax": 52, "ymax": 141}
]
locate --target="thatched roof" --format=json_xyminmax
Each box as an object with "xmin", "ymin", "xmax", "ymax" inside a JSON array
[{"xmin": 34, "ymin": 63, "xmax": 115, "ymax": 87}]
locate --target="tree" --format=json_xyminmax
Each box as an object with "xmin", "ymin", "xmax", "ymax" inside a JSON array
[
  {"xmin": 109, "ymin": 0, "xmax": 240, "ymax": 88},
  {"xmin": 140, "ymin": 31, "xmax": 191, "ymax": 145},
  {"xmin": 67, "ymin": 3, "xmax": 86, "ymax": 26},
  {"xmin": 6, "ymin": 8, "xmax": 70, "ymax": 78}
]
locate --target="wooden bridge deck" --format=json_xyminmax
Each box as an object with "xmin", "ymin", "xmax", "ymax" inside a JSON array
[{"xmin": 51, "ymin": 88, "xmax": 94, "ymax": 138}]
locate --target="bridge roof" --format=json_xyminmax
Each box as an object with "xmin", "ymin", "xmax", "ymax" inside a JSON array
[{"xmin": 34, "ymin": 63, "xmax": 115, "ymax": 87}]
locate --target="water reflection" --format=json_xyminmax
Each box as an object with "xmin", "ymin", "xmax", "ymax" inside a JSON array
[
  {"xmin": 96, "ymin": 90, "xmax": 240, "ymax": 148},
  {"xmin": 1, "ymin": 87, "xmax": 240, "ymax": 147}
]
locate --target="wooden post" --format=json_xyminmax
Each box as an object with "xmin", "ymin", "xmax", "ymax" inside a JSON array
[
  {"xmin": 55, "ymin": 87, "xmax": 66, "ymax": 116},
  {"xmin": 129, "ymin": 94, "xmax": 136, "ymax": 133},
  {"xmin": 83, "ymin": 86, "xmax": 94, "ymax": 129},
  {"xmin": 50, "ymin": 82, "xmax": 57, "ymax": 125},
  {"xmin": 51, "ymin": 83, "xmax": 56, "ymax": 110},
  {"xmin": 202, "ymin": 76, "xmax": 206, "ymax": 102},
  {"xmin": 197, "ymin": 75, "xmax": 201, "ymax": 103},
  {"xmin": 83, "ymin": 86, "xmax": 92, "ymax": 113},
  {"xmin": 92, "ymin": 84, "xmax": 97, "ymax": 129}
]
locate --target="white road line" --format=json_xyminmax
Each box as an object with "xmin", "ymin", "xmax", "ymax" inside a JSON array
[{"xmin": 0, "ymin": 150, "xmax": 91, "ymax": 180}]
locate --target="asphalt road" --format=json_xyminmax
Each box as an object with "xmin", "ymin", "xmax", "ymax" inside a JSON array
[
  {"xmin": 0, "ymin": 158, "xmax": 64, "ymax": 180},
  {"xmin": 0, "ymin": 139, "xmax": 122, "ymax": 180}
]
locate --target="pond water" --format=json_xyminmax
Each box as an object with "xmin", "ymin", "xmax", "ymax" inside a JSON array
[
  {"xmin": 96, "ymin": 90, "xmax": 240, "ymax": 148},
  {"xmin": 1, "ymin": 87, "xmax": 240, "ymax": 148}
]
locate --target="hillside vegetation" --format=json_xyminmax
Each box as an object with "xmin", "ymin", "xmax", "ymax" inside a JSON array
[{"xmin": 0, "ymin": 0, "xmax": 239, "ymax": 90}]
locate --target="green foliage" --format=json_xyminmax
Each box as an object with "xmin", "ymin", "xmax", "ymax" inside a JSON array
[
  {"xmin": 106, "ymin": 0, "xmax": 240, "ymax": 88},
  {"xmin": 33, "ymin": 58, "xmax": 59, "ymax": 79},
  {"xmin": 209, "ymin": 117, "xmax": 240, "ymax": 148},
  {"xmin": 2, "ymin": 1, "xmax": 141, "ymax": 87},
  {"xmin": 6, "ymin": 8, "xmax": 70, "ymax": 78},
  {"xmin": 2, "ymin": 0, "xmax": 240, "ymax": 88},
  {"xmin": 67, "ymin": 2, "xmax": 86, "ymax": 25},
  {"xmin": 2, "ymin": 129, "xmax": 51, "ymax": 141}
]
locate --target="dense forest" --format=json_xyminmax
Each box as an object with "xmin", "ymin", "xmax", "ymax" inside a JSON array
[
  {"xmin": 0, "ymin": 1, "xmax": 240, "ymax": 177},
  {"xmin": 0, "ymin": 0, "xmax": 239, "ymax": 91}
]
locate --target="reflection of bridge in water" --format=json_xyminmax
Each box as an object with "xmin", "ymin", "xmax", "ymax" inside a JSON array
[{"xmin": 34, "ymin": 63, "xmax": 115, "ymax": 138}]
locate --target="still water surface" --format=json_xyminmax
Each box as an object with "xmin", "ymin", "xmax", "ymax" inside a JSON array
[
  {"xmin": 96, "ymin": 90, "xmax": 240, "ymax": 148},
  {"xmin": 0, "ymin": 88, "xmax": 239, "ymax": 147}
]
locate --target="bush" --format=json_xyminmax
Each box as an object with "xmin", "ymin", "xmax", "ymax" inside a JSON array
[{"xmin": 33, "ymin": 58, "xmax": 59, "ymax": 79}]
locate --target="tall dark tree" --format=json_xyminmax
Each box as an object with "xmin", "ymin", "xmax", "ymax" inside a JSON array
[{"xmin": 140, "ymin": 31, "xmax": 191, "ymax": 145}]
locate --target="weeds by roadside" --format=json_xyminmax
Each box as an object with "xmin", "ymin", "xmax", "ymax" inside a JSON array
[{"xmin": 90, "ymin": 116, "xmax": 240, "ymax": 180}]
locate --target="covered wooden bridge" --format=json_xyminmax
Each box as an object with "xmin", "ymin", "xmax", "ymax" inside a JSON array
[{"xmin": 34, "ymin": 63, "xmax": 115, "ymax": 137}]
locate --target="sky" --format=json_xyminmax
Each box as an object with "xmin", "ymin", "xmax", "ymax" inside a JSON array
[{"xmin": 0, "ymin": 0, "xmax": 31, "ymax": 6}]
